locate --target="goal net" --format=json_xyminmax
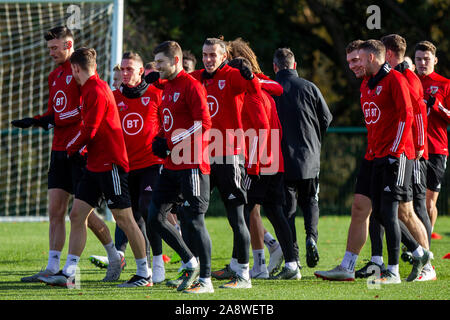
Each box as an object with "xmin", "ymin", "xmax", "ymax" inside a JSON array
[{"xmin": 0, "ymin": 0, "xmax": 122, "ymax": 221}]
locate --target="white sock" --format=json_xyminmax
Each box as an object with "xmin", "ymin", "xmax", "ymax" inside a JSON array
[
  {"xmin": 340, "ymin": 251, "xmax": 358, "ymax": 272},
  {"xmin": 199, "ymin": 277, "xmax": 212, "ymax": 285},
  {"xmin": 185, "ymin": 256, "xmax": 198, "ymax": 269},
  {"xmin": 412, "ymin": 246, "xmax": 424, "ymax": 258},
  {"xmin": 236, "ymin": 263, "xmax": 250, "ymax": 280},
  {"xmin": 46, "ymin": 250, "xmax": 61, "ymax": 274},
  {"xmin": 371, "ymin": 255, "xmax": 384, "ymax": 266},
  {"xmin": 285, "ymin": 261, "xmax": 298, "ymax": 271},
  {"xmin": 153, "ymin": 254, "xmax": 164, "ymax": 267},
  {"xmin": 252, "ymin": 249, "xmax": 266, "ymax": 272},
  {"xmin": 387, "ymin": 264, "xmax": 399, "ymax": 276},
  {"xmin": 62, "ymin": 254, "xmax": 80, "ymax": 277},
  {"xmin": 104, "ymin": 241, "xmax": 121, "ymax": 263},
  {"xmin": 230, "ymin": 257, "xmax": 238, "ymax": 271},
  {"xmin": 264, "ymin": 232, "xmax": 279, "ymax": 253},
  {"xmin": 136, "ymin": 257, "xmax": 149, "ymax": 278}
]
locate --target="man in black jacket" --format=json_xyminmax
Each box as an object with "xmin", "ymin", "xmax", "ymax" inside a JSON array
[{"xmin": 273, "ymin": 48, "xmax": 333, "ymax": 268}]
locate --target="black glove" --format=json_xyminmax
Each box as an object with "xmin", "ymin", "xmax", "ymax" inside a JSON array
[
  {"xmin": 144, "ymin": 71, "xmax": 160, "ymax": 84},
  {"xmin": 240, "ymin": 65, "xmax": 254, "ymax": 80},
  {"xmin": 426, "ymin": 95, "xmax": 436, "ymax": 109},
  {"xmin": 228, "ymin": 57, "xmax": 254, "ymax": 80},
  {"xmin": 68, "ymin": 152, "xmax": 87, "ymax": 167},
  {"xmin": 35, "ymin": 114, "xmax": 55, "ymax": 131},
  {"xmin": 11, "ymin": 117, "xmax": 37, "ymax": 128},
  {"xmin": 152, "ymin": 136, "xmax": 170, "ymax": 159}
]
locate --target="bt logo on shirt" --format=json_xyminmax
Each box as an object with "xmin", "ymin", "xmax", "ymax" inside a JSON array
[
  {"xmin": 162, "ymin": 108, "xmax": 174, "ymax": 132},
  {"xmin": 363, "ymin": 102, "xmax": 381, "ymax": 124},
  {"xmin": 122, "ymin": 112, "xmax": 143, "ymax": 135},
  {"xmin": 207, "ymin": 95, "xmax": 219, "ymax": 118}
]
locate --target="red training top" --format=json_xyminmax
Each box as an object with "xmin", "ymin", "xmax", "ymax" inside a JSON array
[
  {"xmin": 157, "ymin": 69, "xmax": 212, "ymax": 174},
  {"xmin": 66, "ymin": 73, "xmax": 129, "ymax": 172},
  {"xmin": 418, "ymin": 71, "xmax": 450, "ymax": 156},
  {"xmin": 191, "ymin": 64, "xmax": 261, "ymax": 157},
  {"xmin": 35, "ymin": 60, "xmax": 83, "ymax": 151},
  {"xmin": 114, "ymin": 84, "xmax": 164, "ymax": 171},
  {"xmin": 360, "ymin": 67, "xmax": 414, "ymax": 159}
]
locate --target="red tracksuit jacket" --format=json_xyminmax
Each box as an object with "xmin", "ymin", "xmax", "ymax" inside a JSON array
[
  {"xmin": 36, "ymin": 60, "xmax": 83, "ymax": 151},
  {"xmin": 157, "ymin": 70, "xmax": 212, "ymax": 174},
  {"xmin": 242, "ymin": 74, "xmax": 285, "ymax": 175},
  {"xmin": 418, "ymin": 71, "xmax": 450, "ymax": 156},
  {"xmin": 401, "ymin": 68, "xmax": 428, "ymax": 159},
  {"xmin": 114, "ymin": 84, "xmax": 164, "ymax": 171},
  {"xmin": 66, "ymin": 73, "xmax": 129, "ymax": 172},
  {"xmin": 191, "ymin": 64, "xmax": 261, "ymax": 157},
  {"xmin": 360, "ymin": 67, "xmax": 414, "ymax": 159}
]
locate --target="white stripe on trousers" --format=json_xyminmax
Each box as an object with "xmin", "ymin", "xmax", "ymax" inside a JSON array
[
  {"xmin": 233, "ymin": 155, "xmax": 241, "ymax": 188},
  {"xmin": 191, "ymin": 169, "xmax": 200, "ymax": 197},
  {"xmin": 396, "ymin": 154, "xmax": 406, "ymax": 186},
  {"xmin": 414, "ymin": 160, "xmax": 421, "ymax": 185},
  {"xmin": 112, "ymin": 164, "xmax": 122, "ymax": 195}
]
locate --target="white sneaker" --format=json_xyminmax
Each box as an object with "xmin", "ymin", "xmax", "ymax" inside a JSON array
[
  {"xmin": 267, "ymin": 245, "xmax": 284, "ymax": 275},
  {"xmin": 250, "ymin": 267, "xmax": 269, "ymax": 279},
  {"xmin": 416, "ymin": 265, "xmax": 437, "ymax": 281},
  {"xmin": 314, "ymin": 265, "xmax": 355, "ymax": 281},
  {"xmin": 153, "ymin": 264, "xmax": 166, "ymax": 284}
]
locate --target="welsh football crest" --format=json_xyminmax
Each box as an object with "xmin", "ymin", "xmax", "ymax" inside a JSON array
[
  {"xmin": 141, "ymin": 97, "xmax": 150, "ymax": 106},
  {"xmin": 173, "ymin": 92, "xmax": 180, "ymax": 102},
  {"xmin": 218, "ymin": 80, "xmax": 226, "ymax": 90},
  {"xmin": 376, "ymin": 85, "xmax": 382, "ymax": 95},
  {"xmin": 66, "ymin": 75, "xmax": 72, "ymax": 84},
  {"xmin": 430, "ymin": 86, "xmax": 438, "ymax": 95}
]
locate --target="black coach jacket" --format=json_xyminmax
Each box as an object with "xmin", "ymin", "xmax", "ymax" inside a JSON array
[{"xmin": 274, "ymin": 69, "xmax": 333, "ymax": 180}]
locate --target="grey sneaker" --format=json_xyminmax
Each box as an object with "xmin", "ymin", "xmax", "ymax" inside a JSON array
[
  {"xmin": 371, "ymin": 269, "xmax": 401, "ymax": 285},
  {"xmin": 38, "ymin": 270, "xmax": 73, "ymax": 287},
  {"xmin": 314, "ymin": 265, "xmax": 355, "ymax": 281},
  {"xmin": 211, "ymin": 264, "xmax": 236, "ymax": 280},
  {"xmin": 21, "ymin": 269, "xmax": 55, "ymax": 283},
  {"xmin": 270, "ymin": 266, "xmax": 302, "ymax": 280},
  {"xmin": 183, "ymin": 279, "xmax": 214, "ymax": 294},
  {"xmin": 406, "ymin": 249, "xmax": 434, "ymax": 282},
  {"xmin": 219, "ymin": 274, "xmax": 252, "ymax": 289},
  {"xmin": 102, "ymin": 260, "xmax": 122, "ymax": 282}
]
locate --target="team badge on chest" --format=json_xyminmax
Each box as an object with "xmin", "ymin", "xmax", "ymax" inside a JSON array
[
  {"xmin": 376, "ymin": 85, "xmax": 382, "ymax": 95},
  {"xmin": 66, "ymin": 75, "xmax": 72, "ymax": 85},
  {"xmin": 173, "ymin": 92, "xmax": 180, "ymax": 102},
  {"xmin": 429, "ymin": 86, "xmax": 438, "ymax": 95},
  {"xmin": 218, "ymin": 80, "xmax": 226, "ymax": 90},
  {"xmin": 141, "ymin": 97, "xmax": 150, "ymax": 106}
]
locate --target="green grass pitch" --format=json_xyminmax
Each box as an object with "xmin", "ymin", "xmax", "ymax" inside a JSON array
[{"xmin": 0, "ymin": 215, "xmax": 449, "ymax": 300}]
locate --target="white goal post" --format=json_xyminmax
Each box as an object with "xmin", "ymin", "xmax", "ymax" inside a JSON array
[{"xmin": 0, "ymin": 0, "xmax": 123, "ymax": 221}]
